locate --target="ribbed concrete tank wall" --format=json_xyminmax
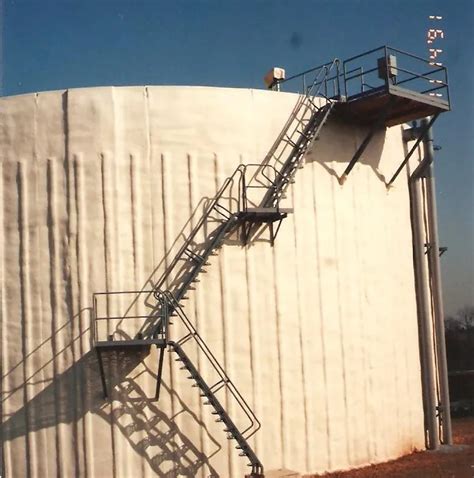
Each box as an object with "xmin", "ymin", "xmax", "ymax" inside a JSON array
[{"xmin": 1, "ymin": 86, "xmax": 425, "ymax": 477}]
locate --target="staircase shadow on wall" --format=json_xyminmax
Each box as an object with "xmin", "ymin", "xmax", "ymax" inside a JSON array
[{"xmin": 1, "ymin": 313, "xmax": 220, "ymax": 477}]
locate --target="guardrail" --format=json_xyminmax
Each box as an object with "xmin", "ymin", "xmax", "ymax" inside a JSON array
[
  {"xmin": 269, "ymin": 46, "xmax": 450, "ymax": 110},
  {"xmin": 271, "ymin": 58, "xmax": 342, "ymax": 99},
  {"xmin": 163, "ymin": 290, "xmax": 261, "ymax": 440},
  {"xmin": 92, "ymin": 290, "xmax": 165, "ymax": 342},
  {"xmin": 342, "ymin": 45, "xmax": 450, "ymax": 106}
]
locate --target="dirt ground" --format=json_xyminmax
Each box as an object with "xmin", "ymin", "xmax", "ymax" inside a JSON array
[{"xmin": 311, "ymin": 417, "xmax": 474, "ymax": 478}]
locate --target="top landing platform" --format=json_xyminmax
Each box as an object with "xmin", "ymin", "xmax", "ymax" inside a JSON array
[
  {"xmin": 338, "ymin": 46, "xmax": 450, "ymax": 127},
  {"xmin": 273, "ymin": 45, "xmax": 450, "ymax": 128},
  {"xmin": 336, "ymin": 84, "xmax": 450, "ymax": 127}
]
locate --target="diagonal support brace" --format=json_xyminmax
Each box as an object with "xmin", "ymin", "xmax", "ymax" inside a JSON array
[
  {"xmin": 339, "ymin": 98, "xmax": 395, "ymax": 185},
  {"xmin": 388, "ymin": 113, "xmax": 439, "ymax": 186},
  {"xmin": 270, "ymin": 219, "xmax": 285, "ymax": 246},
  {"xmin": 155, "ymin": 346, "xmax": 166, "ymax": 401}
]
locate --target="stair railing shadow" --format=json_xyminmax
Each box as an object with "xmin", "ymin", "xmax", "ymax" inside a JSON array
[
  {"xmin": 1, "ymin": 307, "xmax": 94, "ymax": 408},
  {"xmin": 2, "ymin": 341, "xmax": 220, "ymax": 477},
  {"xmin": 98, "ymin": 360, "xmax": 221, "ymax": 477}
]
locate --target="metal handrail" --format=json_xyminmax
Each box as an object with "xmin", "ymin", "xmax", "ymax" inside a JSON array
[
  {"xmin": 342, "ymin": 45, "xmax": 450, "ymax": 106},
  {"xmin": 421, "ymin": 85, "xmax": 447, "ymax": 94},
  {"xmin": 92, "ymin": 286, "xmax": 262, "ymax": 439},
  {"xmin": 345, "ymin": 66, "xmax": 378, "ymax": 82},
  {"xmin": 273, "ymin": 58, "xmax": 341, "ymax": 98},
  {"xmin": 343, "ymin": 45, "xmax": 388, "ymax": 63},
  {"xmin": 344, "ymin": 45, "xmax": 442, "ymax": 65},
  {"xmin": 241, "ymin": 163, "xmax": 286, "ymax": 211},
  {"xmin": 163, "ymin": 290, "xmax": 261, "ymax": 440},
  {"xmin": 152, "ymin": 164, "xmax": 246, "ymax": 294},
  {"xmin": 392, "ymin": 66, "xmax": 447, "ymax": 86},
  {"xmin": 93, "ymin": 289, "xmax": 169, "ymax": 342},
  {"xmin": 257, "ymin": 60, "xmax": 339, "ymax": 180},
  {"xmin": 260, "ymin": 60, "xmax": 339, "ymax": 208}
]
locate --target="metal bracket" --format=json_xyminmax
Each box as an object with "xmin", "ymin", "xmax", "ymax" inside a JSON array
[
  {"xmin": 424, "ymin": 243, "xmax": 448, "ymax": 257},
  {"xmin": 270, "ymin": 219, "xmax": 284, "ymax": 246}
]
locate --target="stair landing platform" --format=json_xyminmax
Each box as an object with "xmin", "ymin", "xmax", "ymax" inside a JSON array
[
  {"xmin": 95, "ymin": 338, "xmax": 166, "ymax": 352},
  {"xmin": 238, "ymin": 207, "xmax": 293, "ymax": 223}
]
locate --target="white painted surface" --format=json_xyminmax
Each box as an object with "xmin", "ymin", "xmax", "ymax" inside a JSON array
[{"xmin": 0, "ymin": 86, "xmax": 424, "ymax": 477}]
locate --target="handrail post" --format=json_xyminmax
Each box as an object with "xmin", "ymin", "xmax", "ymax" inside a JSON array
[
  {"xmin": 445, "ymin": 67, "xmax": 450, "ymax": 108},
  {"xmin": 324, "ymin": 66, "xmax": 328, "ymax": 97},
  {"xmin": 164, "ymin": 296, "xmax": 169, "ymax": 343},
  {"xmin": 343, "ymin": 60, "xmax": 348, "ymax": 99},
  {"xmin": 242, "ymin": 167, "xmax": 247, "ymax": 212}
]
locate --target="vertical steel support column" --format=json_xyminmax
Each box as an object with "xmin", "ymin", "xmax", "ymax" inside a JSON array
[
  {"xmin": 155, "ymin": 347, "xmax": 166, "ymax": 401},
  {"xmin": 422, "ymin": 122, "xmax": 453, "ymax": 445},
  {"xmin": 410, "ymin": 177, "xmax": 440, "ymax": 449},
  {"xmin": 96, "ymin": 349, "xmax": 108, "ymax": 399}
]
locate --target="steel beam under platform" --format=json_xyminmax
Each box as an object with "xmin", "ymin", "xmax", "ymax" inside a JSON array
[
  {"xmin": 336, "ymin": 85, "xmax": 449, "ymax": 127},
  {"xmin": 95, "ymin": 338, "xmax": 166, "ymax": 351},
  {"xmin": 237, "ymin": 207, "xmax": 293, "ymax": 222},
  {"xmin": 238, "ymin": 207, "xmax": 293, "ymax": 245}
]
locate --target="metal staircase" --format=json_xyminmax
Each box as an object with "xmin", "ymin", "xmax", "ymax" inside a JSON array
[
  {"xmin": 149, "ymin": 59, "xmax": 341, "ymax": 319},
  {"xmin": 259, "ymin": 101, "xmax": 334, "ymax": 209},
  {"xmin": 163, "ymin": 291, "xmax": 263, "ymax": 476},
  {"xmin": 92, "ymin": 46, "xmax": 453, "ymax": 476},
  {"xmin": 94, "ymin": 58, "xmax": 340, "ymax": 478}
]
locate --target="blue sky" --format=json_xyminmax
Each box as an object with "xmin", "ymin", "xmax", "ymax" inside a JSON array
[{"xmin": 3, "ymin": 0, "xmax": 473, "ymax": 315}]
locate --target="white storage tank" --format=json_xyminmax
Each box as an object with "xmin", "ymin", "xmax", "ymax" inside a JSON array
[{"xmin": 0, "ymin": 65, "xmax": 449, "ymax": 477}]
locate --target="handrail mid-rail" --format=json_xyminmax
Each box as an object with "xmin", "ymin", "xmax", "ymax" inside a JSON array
[{"xmin": 162, "ymin": 290, "xmax": 261, "ymax": 440}]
